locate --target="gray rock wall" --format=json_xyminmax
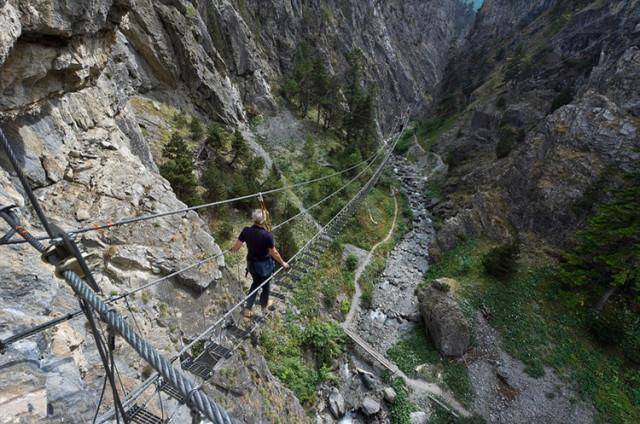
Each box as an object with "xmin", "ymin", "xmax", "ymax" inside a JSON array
[
  {"xmin": 0, "ymin": 0, "xmax": 472, "ymax": 421},
  {"xmin": 429, "ymin": 0, "xmax": 640, "ymax": 255}
]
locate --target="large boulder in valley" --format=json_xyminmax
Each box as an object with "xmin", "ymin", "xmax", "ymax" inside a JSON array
[{"xmin": 416, "ymin": 279, "xmax": 471, "ymax": 357}]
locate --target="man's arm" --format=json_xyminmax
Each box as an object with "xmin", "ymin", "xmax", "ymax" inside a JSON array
[
  {"xmin": 230, "ymin": 239, "xmax": 243, "ymax": 253},
  {"xmin": 268, "ymin": 247, "xmax": 289, "ymax": 269}
]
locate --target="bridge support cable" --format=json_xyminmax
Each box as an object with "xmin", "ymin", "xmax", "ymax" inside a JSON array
[
  {"xmin": 0, "ymin": 145, "xmax": 386, "ymax": 351},
  {"xmin": 160, "ymin": 113, "xmax": 410, "ymax": 423},
  {"xmin": 101, "ymin": 109, "xmax": 412, "ymax": 423},
  {"xmin": 0, "ymin": 129, "xmax": 240, "ymax": 424},
  {"xmin": 0, "ymin": 143, "xmax": 389, "ymax": 247}
]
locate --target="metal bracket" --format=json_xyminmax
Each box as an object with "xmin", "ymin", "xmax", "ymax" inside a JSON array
[
  {"xmin": 0, "ymin": 205, "xmax": 18, "ymax": 243},
  {"xmin": 41, "ymin": 223, "xmax": 101, "ymax": 293}
]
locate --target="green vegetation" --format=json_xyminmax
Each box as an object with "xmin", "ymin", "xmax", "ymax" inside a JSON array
[
  {"xmin": 260, "ymin": 317, "xmax": 346, "ymax": 404},
  {"xmin": 561, "ymin": 171, "xmax": 640, "ymax": 364},
  {"xmin": 482, "ymin": 242, "xmax": 520, "ymax": 281},
  {"xmin": 550, "ymin": 87, "xmax": 574, "ymax": 113},
  {"xmin": 426, "ymin": 239, "xmax": 640, "ymax": 423},
  {"xmin": 396, "ymin": 116, "xmax": 457, "ymax": 154},
  {"xmin": 345, "ymin": 254, "xmax": 359, "ymax": 272},
  {"xmin": 281, "ymin": 42, "xmax": 377, "ymax": 157},
  {"xmin": 159, "ymin": 132, "xmax": 200, "ymax": 206},
  {"xmin": 387, "ymin": 324, "xmax": 474, "ymax": 406},
  {"xmin": 388, "ymin": 378, "xmax": 417, "ymax": 424},
  {"xmin": 344, "ymin": 188, "xmax": 412, "ymax": 307},
  {"xmin": 495, "ymin": 125, "xmax": 525, "ymax": 159}
]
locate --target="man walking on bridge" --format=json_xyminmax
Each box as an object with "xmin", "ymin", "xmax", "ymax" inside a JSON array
[{"xmin": 231, "ymin": 209, "xmax": 289, "ymax": 318}]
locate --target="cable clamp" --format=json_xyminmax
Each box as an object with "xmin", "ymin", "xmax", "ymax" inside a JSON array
[{"xmin": 41, "ymin": 244, "xmax": 87, "ymax": 279}]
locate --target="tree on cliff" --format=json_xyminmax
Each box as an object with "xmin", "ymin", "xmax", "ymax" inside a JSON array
[
  {"xmin": 562, "ymin": 171, "xmax": 640, "ymax": 311},
  {"xmin": 230, "ymin": 130, "xmax": 251, "ymax": 167},
  {"xmin": 160, "ymin": 132, "xmax": 200, "ymax": 206},
  {"xmin": 189, "ymin": 117, "xmax": 204, "ymax": 142},
  {"xmin": 343, "ymin": 49, "xmax": 376, "ymax": 156}
]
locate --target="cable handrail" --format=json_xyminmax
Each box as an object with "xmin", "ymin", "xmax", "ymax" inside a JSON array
[
  {"xmin": 0, "ymin": 145, "xmax": 388, "ymax": 246},
  {"xmin": 0, "ymin": 143, "xmax": 386, "ymax": 351},
  {"xmin": 98, "ymin": 109, "xmax": 411, "ymax": 423}
]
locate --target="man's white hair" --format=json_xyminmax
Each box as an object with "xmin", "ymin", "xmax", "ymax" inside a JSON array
[{"xmin": 252, "ymin": 209, "xmax": 265, "ymax": 224}]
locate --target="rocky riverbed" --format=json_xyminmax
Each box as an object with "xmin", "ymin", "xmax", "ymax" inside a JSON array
[
  {"xmin": 316, "ymin": 152, "xmax": 597, "ymax": 423},
  {"xmin": 353, "ymin": 154, "xmax": 435, "ymax": 354}
]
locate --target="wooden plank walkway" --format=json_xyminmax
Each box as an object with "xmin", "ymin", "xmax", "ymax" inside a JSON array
[{"xmin": 343, "ymin": 327, "xmax": 399, "ymax": 375}]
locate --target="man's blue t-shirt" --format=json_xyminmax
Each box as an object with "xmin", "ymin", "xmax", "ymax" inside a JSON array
[{"xmin": 239, "ymin": 225, "xmax": 275, "ymax": 262}]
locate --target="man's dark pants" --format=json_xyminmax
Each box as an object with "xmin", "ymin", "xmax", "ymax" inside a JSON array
[{"xmin": 246, "ymin": 271, "xmax": 271, "ymax": 309}]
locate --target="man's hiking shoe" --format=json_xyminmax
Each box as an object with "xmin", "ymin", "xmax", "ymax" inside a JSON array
[{"xmin": 242, "ymin": 308, "xmax": 253, "ymax": 319}]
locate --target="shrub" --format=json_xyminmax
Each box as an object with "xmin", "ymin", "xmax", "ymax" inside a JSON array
[
  {"xmin": 160, "ymin": 132, "xmax": 200, "ymax": 206},
  {"xmin": 389, "ymin": 378, "xmax": 415, "ymax": 424},
  {"xmin": 588, "ymin": 302, "xmax": 640, "ymax": 363},
  {"xmin": 496, "ymin": 125, "xmax": 525, "ymax": 159},
  {"xmin": 189, "ymin": 118, "xmax": 204, "ymax": 142},
  {"xmin": 588, "ymin": 307, "xmax": 626, "ymax": 346},
  {"xmin": 301, "ymin": 320, "xmax": 346, "ymax": 368},
  {"xmin": 321, "ymin": 280, "xmax": 338, "ymax": 308},
  {"xmin": 271, "ymin": 357, "xmax": 318, "ymax": 403},
  {"xmin": 496, "ymin": 96, "xmax": 507, "ymax": 110},
  {"xmin": 217, "ymin": 221, "xmax": 234, "ymax": 241},
  {"xmin": 446, "ymin": 147, "xmax": 467, "ymax": 168},
  {"xmin": 623, "ymin": 328, "xmax": 640, "ymax": 364},
  {"xmin": 550, "ymin": 87, "xmax": 574, "ymax": 113},
  {"xmin": 340, "ymin": 299, "xmax": 351, "ymax": 315},
  {"xmin": 482, "ymin": 243, "xmax": 520, "ymax": 281},
  {"xmin": 345, "ymin": 254, "xmax": 359, "ymax": 272}
]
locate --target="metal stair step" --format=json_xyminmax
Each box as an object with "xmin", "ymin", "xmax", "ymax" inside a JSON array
[
  {"xmin": 226, "ymin": 322, "xmax": 251, "ymax": 340},
  {"xmin": 159, "ymin": 381, "xmax": 185, "ymax": 403},
  {"xmin": 126, "ymin": 404, "xmax": 165, "ymax": 424},
  {"xmin": 184, "ymin": 342, "xmax": 232, "ymax": 380}
]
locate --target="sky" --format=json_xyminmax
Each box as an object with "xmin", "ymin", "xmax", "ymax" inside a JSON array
[{"xmin": 470, "ymin": 0, "xmax": 485, "ymax": 11}]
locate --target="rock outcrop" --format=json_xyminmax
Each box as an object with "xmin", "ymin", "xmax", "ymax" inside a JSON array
[
  {"xmin": 416, "ymin": 279, "xmax": 471, "ymax": 358},
  {"xmin": 0, "ymin": 0, "xmax": 474, "ymax": 422},
  {"xmin": 429, "ymin": 0, "xmax": 640, "ymax": 255}
]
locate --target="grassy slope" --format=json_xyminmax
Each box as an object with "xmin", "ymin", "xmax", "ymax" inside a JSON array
[{"xmin": 424, "ymin": 239, "xmax": 640, "ymax": 424}]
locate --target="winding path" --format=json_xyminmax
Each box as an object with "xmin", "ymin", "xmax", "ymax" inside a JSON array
[
  {"xmin": 343, "ymin": 192, "xmax": 398, "ymax": 326},
  {"xmin": 342, "ymin": 155, "xmax": 470, "ymax": 417}
]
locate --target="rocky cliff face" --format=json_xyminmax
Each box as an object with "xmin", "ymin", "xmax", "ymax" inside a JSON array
[
  {"xmin": 0, "ymin": 0, "xmax": 470, "ymax": 422},
  {"xmin": 428, "ymin": 0, "xmax": 640, "ymax": 258}
]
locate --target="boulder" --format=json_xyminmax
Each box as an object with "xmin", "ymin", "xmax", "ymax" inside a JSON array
[
  {"xmin": 383, "ymin": 387, "xmax": 397, "ymax": 403},
  {"xmin": 361, "ymin": 396, "xmax": 381, "ymax": 416},
  {"xmin": 415, "ymin": 279, "xmax": 471, "ymax": 357},
  {"xmin": 359, "ymin": 371, "xmax": 378, "ymax": 390},
  {"xmin": 328, "ymin": 388, "xmax": 345, "ymax": 419},
  {"xmin": 410, "ymin": 411, "xmax": 428, "ymax": 424}
]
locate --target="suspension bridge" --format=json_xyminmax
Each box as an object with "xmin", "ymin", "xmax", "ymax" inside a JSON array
[{"xmin": 0, "ymin": 105, "xmax": 415, "ymax": 423}]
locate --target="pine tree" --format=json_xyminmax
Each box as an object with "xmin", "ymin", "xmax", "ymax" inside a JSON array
[
  {"xmin": 160, "ymin": 133, "xmax": 200, "ymax": 206},
  {"xmin": 343, "ymin": 49, "xmax": 377, "ymax": 156},
  {"xmin": 189, "ymin": 118, "xmax": 204, "ymax": 142},
  {"xmin": 173, "ymin": 111, "xmax": 189, "ymax": 129},
  {"xmin": 261, "ymin": 164, "xmax": 285, "ymax": 219},
  {"xmin": 201, "ymin": 164, "xmax": 226, "ymax": 204},
  {"xmin": 205, "ymin": 123, "xmax": 228, "ymax": 151},
  {"xmin": 230, "ymin": 130, "xmax": 250, "ymax": 166},
  {"xmin": 562, "ymin": 172, "xmax": 640, "ymax": 310},
  {"xmin": 303, "ymin": 135, "xmax": 317, "ymax": 162},
  {"xmin": 292, "ymin": 40, "xmax": 315, "ymax": 115}
]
